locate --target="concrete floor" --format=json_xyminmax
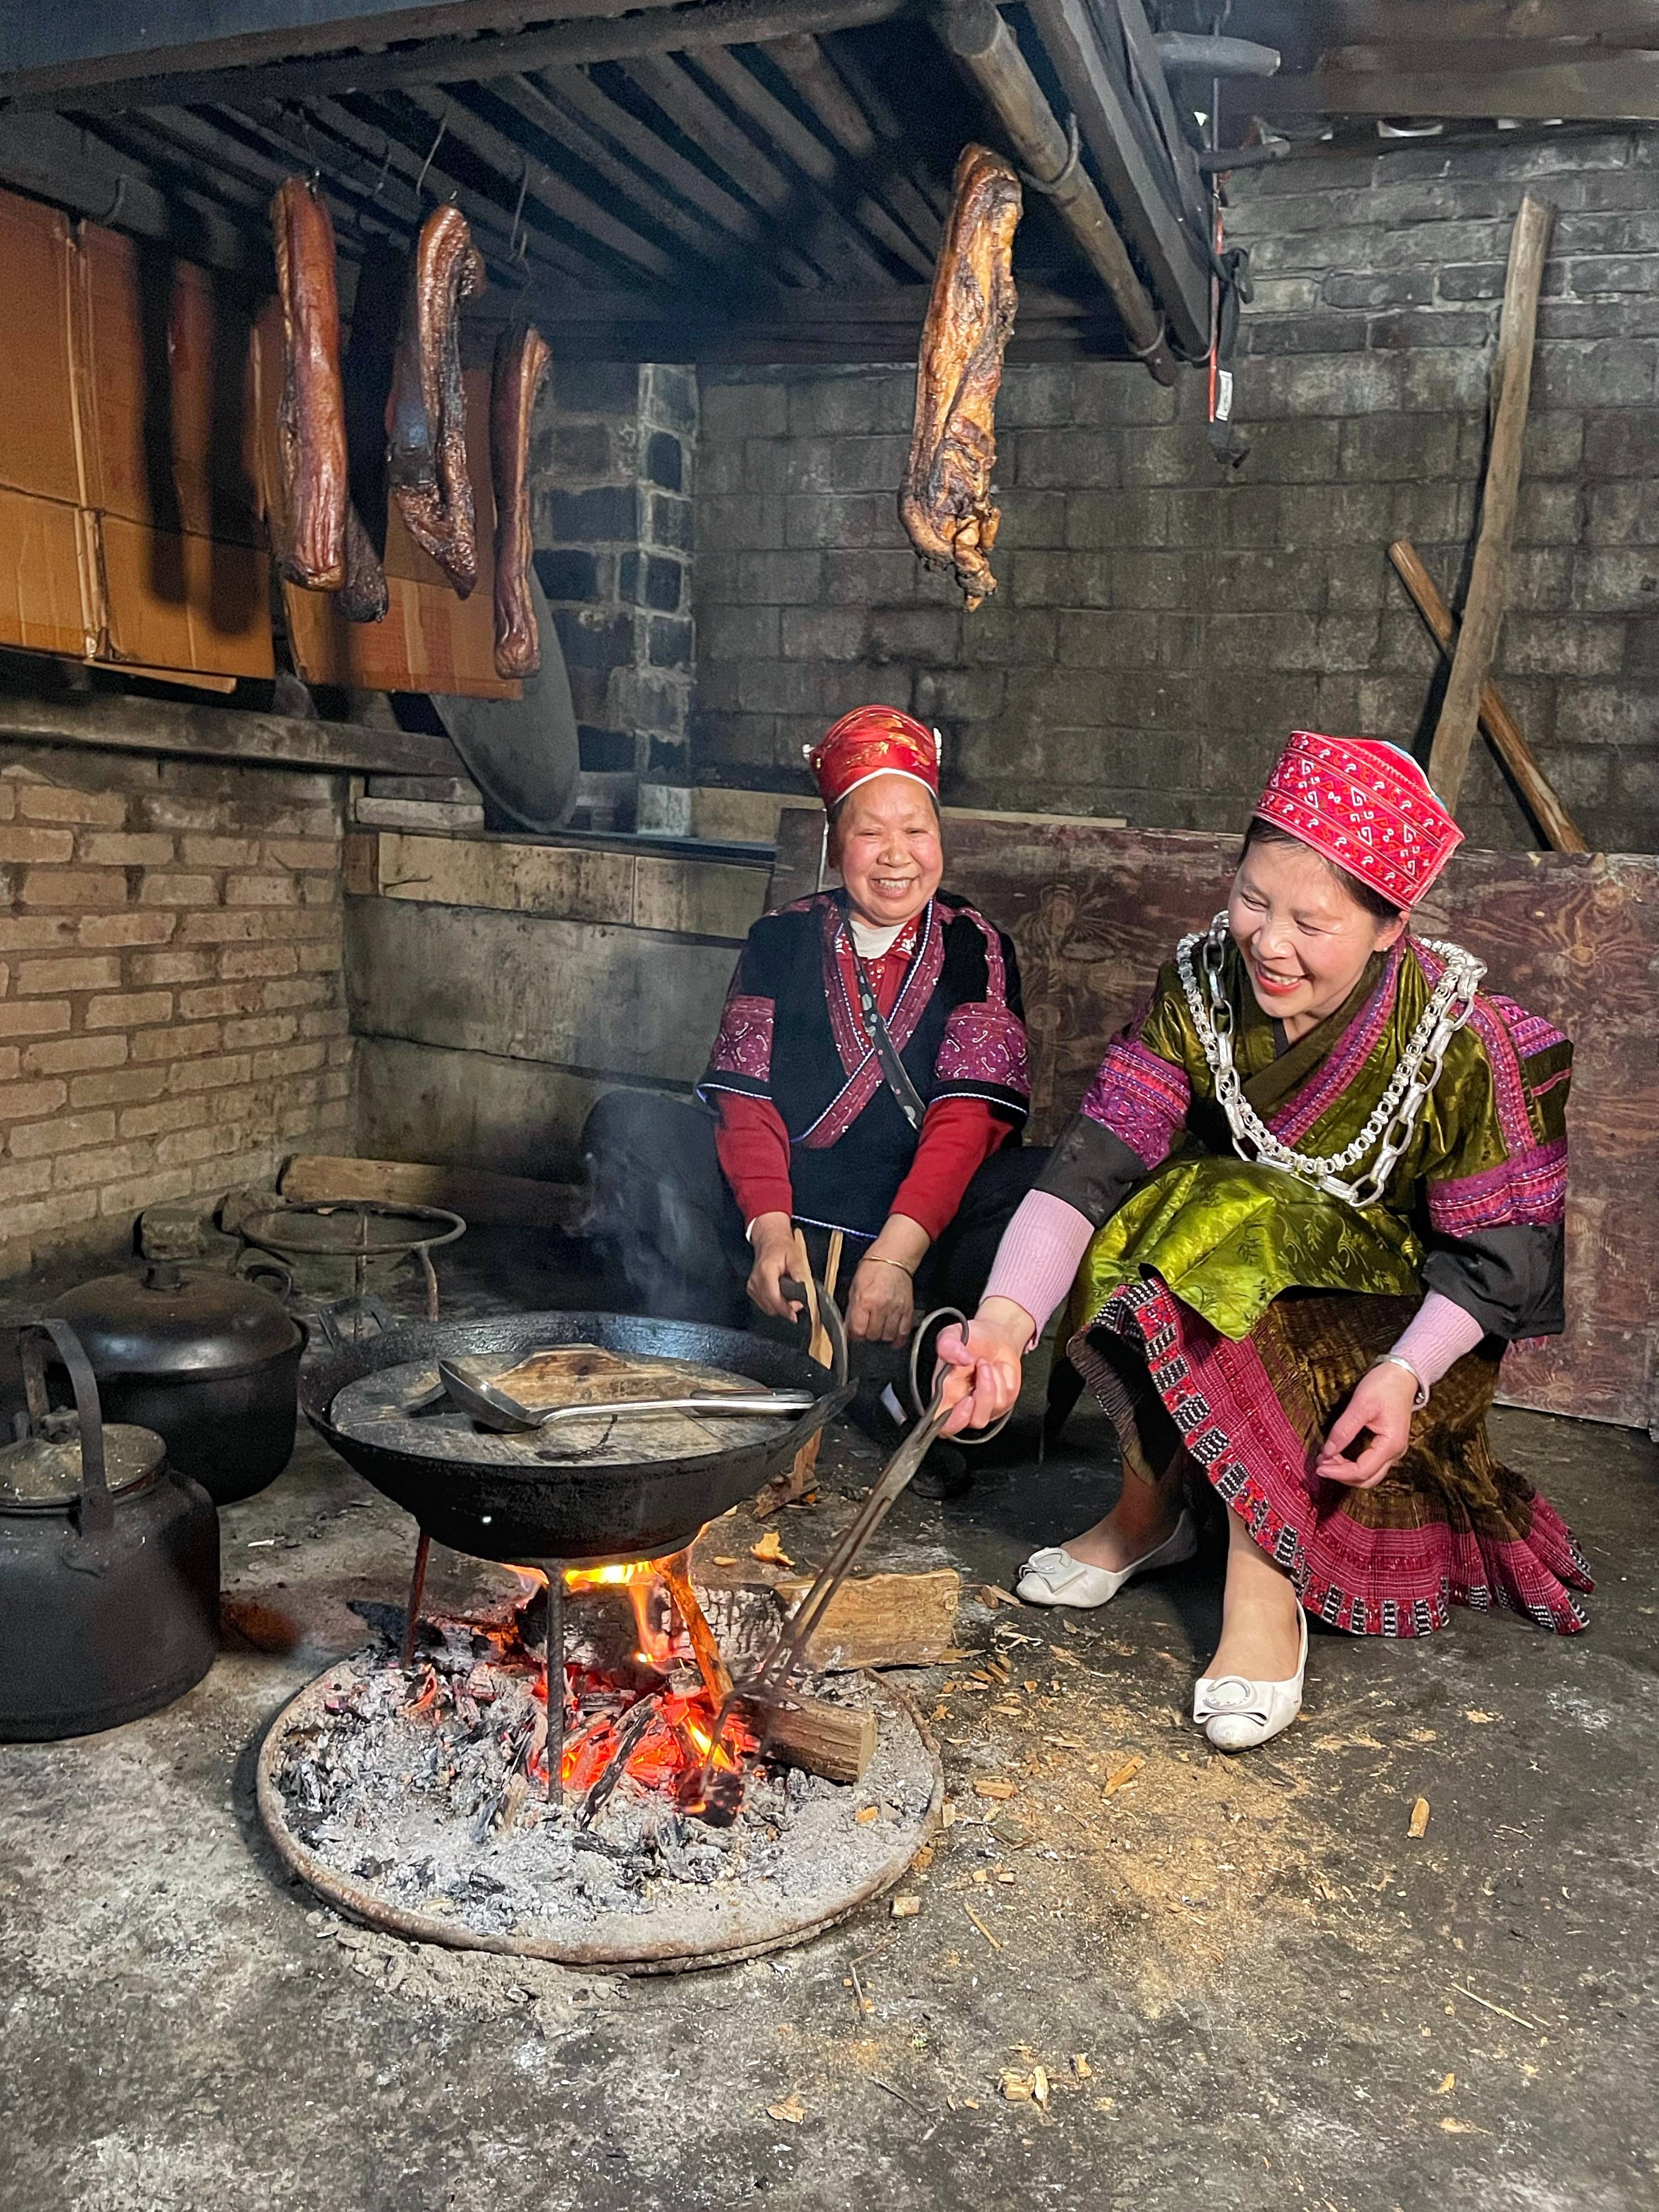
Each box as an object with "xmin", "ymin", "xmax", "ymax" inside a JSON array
[{"xmin": 1, "ymin": 1229, "xmax": 1655, "ymax": 2212}]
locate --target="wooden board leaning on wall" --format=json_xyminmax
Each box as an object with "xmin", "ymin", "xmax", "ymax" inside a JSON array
[{"xmin": 0, "ymin": 182, "xmax": 515, "ymax": 699}]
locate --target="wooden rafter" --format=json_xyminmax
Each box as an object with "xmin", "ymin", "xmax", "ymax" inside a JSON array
[
  {"xmin": 1254, "ymin": 48, "xmax": 1659, "ymax": 121},
  {"xmin": 6, "ymin": 0, "xmax": 910, "ymax": 117}
]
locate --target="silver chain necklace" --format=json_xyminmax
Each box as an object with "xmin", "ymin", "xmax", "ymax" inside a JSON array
[{"xmin": 1175, "ymin": 914, "xmax": 1485, "ymax": 1211}]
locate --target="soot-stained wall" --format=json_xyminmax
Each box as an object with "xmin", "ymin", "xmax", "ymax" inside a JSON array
[{"xmin": 691, "ymin": 127, "xmax": 1659, "ymax": 855}]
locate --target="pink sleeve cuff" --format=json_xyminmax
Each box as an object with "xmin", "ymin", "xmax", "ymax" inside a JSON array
[
  {"xmin": 982, "ymin": 1191, "xmax": 1096, "ymax": 1348},
  {"xmin": 1387, "ymin": 1290, "xmax": 1486, "ymax": 1391}
]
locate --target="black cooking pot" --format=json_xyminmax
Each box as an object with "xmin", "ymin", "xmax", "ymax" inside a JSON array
[
  {"xmin": 47, "ymin": 1260, "xmax": 303, "ymax": 1505},
  {"xmin": 0, "ymin": 1321, "xmax": 220, "ymax": 1742}
]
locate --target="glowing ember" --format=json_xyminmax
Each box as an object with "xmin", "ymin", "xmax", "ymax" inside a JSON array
[{"xmin": 505, "ymin": 1549, "xmax": 753, "ymax": 1817}]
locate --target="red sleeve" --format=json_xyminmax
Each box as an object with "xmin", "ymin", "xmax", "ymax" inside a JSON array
[
  {"xmin": 713, "ymin": 1092, "xmax": 793, "ymax": 1227},
  {"xmin": 889, "ymin": 1098, "xmax": 1010, "ymax": 1243}
]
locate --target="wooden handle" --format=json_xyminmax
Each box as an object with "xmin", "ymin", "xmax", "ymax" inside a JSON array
[{"xmin": 1389, "ymin": 538, "xmax": 1587, "ymax": 855}]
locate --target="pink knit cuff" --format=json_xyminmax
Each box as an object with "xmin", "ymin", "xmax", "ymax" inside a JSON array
[
  {"xmin": 1387, "ymin": 1290, "xmax": 1486, "ymax": 1391},
  {"xmin": 982, "ymin": 1191, "xmax": 1096, "ymax": 1349}
]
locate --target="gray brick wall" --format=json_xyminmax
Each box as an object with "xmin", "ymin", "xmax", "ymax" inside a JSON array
[
  {"xmin": 691, "ymin": 129, "xmax": 1659, "ymax": 853},
  {"xmin": 531, "ymin": 363, "xmax": 698, "ymax": 811}
]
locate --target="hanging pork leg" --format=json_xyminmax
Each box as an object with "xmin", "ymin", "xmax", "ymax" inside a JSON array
[
  {"xmin": 339, "ymin": 503, "xmax": 390, "ymax": 625},
  {"xmin": 269, "ymin": 177, "xmax": 348, "ymax": 592},
  {"xmin": 899, "ymin": 144, "xmax": 1022, "ymax": 610},
  {"xmin": 387, "ymin": 205, "xmax": 487, "ymax": 598},
  {"xmin": 489, "ymin": 323, "xmax": 552, "ymax": 678}
]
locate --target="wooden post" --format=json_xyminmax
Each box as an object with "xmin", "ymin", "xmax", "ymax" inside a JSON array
[
  {"xmin": 1388, "ymin": 540, "xmax": 1587, "ymax": 856},
  {"xmin": 1428, "ymin": 192, "xmax": 1556, "ymax": 810}
]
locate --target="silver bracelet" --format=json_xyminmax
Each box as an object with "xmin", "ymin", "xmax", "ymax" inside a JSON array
[{"xmin": 1373, "ymin": 1352, "xmax": 1429, "ymax": 1410}]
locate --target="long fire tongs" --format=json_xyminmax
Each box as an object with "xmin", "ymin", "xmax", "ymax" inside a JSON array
[{"xmin": 694, "ymin": 1306, "xmax": 1008, "ymax": 1789}]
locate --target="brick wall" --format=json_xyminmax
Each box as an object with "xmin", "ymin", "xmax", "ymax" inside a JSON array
[
  {"xmin": 0, "ymin": 746, "xmax": 352, "ymax": 1276},
  {"xmin": 692, "ymin": 127, "xmax": 1659, "ymax": 854},
  {"xmin": 531, "ymin": 361, "xmax": 698, "ymax": 830}
]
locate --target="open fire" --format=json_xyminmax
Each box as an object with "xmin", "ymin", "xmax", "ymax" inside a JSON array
[{"xmin": 504, "ymin": 1556, "xmax": 758, "ymax": 1819}]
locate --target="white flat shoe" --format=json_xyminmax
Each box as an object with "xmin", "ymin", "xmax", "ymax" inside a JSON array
[
  {"xmin": 1015, "ymin": 1510, "xmax": 1198, "ymax": 1609},
  {"xmin": 1193, "ymin": 1604, "xmax": 1308, "ymax": 1752}
]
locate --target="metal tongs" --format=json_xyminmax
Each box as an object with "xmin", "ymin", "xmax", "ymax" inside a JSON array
[{"xmin": 696, "ymin": 1304, "xmax": 1008, "ymax": 1783}]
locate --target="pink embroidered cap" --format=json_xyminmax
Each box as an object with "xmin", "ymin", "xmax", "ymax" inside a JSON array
[
  {"xmin": 1254, "ymin": 730, "xmax": 1463, "ymax": 910},
  {"xmin": 805, "ymin": 705, "xmax": 941, "ymax": 812}
]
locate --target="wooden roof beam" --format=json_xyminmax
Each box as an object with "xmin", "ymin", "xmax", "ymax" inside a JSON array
[
  {"xmin": 1254, "ymin": 49, "xmax": 1659, "ymax": 121},
  {"xmin": 6, "ymin": 0, "xmax": 910, "ymax": 117},
  {"xmin": 1024, "ymin": 0, "xmax": 1212, "ymax": 355}
]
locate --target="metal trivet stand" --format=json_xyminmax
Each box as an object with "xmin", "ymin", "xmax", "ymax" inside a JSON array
[{"xmin": 240, "ymin": 1198, "xmax": 466, "ymax": 1336}]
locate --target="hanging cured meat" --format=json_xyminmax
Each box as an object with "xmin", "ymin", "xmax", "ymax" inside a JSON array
[
  {"xmin": 269, "ymin": 177, "xmax": 348, "ymax": 593},
  {"xmin": 386, "ymin": 204, "xmax": 486, "ymax": 598},
  {"xmin": 899, "ymin": 144, "xmax": 1022, "ymax": 610},
  {"xmin": 339, "ymin": 504, "xmax": 390, "ymax": 625},
  {"xmin": 489, "ymin": 323, "xmax": 552, "ymax": 678}
]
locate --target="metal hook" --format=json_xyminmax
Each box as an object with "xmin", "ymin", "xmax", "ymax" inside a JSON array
[
  {"xmin": 509, "ymin": 150, "xmax": 531, "ymax": 262},
  {"xmin": 373, "ymin": 133, "xmax": 393, "ymax": 199},
  {"xmin": 91, "ymin": 173, "xmax": 128, "ymax": 227},
  {"xmin": 414, "ymin": 102, "xmax": 448, "ymax": 197}
]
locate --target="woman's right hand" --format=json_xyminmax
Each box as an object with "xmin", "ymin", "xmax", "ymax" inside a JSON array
[
  {"xmin": 745, "ymin": 1213, "xmax": 803, "ymax": 1321},
  {"xmin": 934, "ymin": 1298, "xmax": 1033, "ymax": 1435}
]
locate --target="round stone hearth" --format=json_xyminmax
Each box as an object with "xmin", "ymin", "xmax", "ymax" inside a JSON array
[{"xmin": 257, "ymin": 1649, "xmax": 942, "ymax": 1973}]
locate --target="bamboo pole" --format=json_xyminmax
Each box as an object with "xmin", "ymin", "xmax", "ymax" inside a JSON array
[
  {"xmin": 931, "ymin": 0, "xmax": 1177, "ymax": 385},
  {"xmin": 1388, "ymin": 539, "xmax": 1588, "ymax": 855},
  {"xmin": 1428, "ymin": 192, "xmax": 1556, "ymax": 808}
]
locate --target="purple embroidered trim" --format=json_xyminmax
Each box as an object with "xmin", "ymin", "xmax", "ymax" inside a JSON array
[
  {"xmin": 1270, "ymin": 939, "xmax": 1404, "ymax": 1149},
  {"xmin": 1428, "ymin": 1139, "xmax": 1568, "ymax": 1233},
  {"xmin": 1487, "ymin": 993, "xmax": 1569, "ymax": 1063},
  {"xmin": 705, "ymin": 993, "xmax": 774, "ymax": 1083},
  {"xmin": 1081, "ymin": 1035, "xmax": 1190, "ymax": 1169},
  {"xmin": 799, "ymin": 902, "xmax": 945, "ymax": 1149},
  {"xmin": 934, "ymin": 1004, "xmax": 1030, "ymax": 1098},
  {"xmin": 1415, "ymin": 942, "xmax": 1536, "ymax": 1159}
]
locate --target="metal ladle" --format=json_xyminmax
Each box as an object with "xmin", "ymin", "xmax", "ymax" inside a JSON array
[{"xmin": 435, "ymin": 1361, "xmax": 817, "ymax": 1436}]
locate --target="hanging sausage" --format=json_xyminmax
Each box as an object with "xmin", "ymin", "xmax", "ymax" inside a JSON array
[
  {"xmin": 899, "ymin": 144, "xmax": 1022, "ymax": 610},
  {"xmin": 489, "ymin": 323, "xmax": 552, "ymax": 678},
  {"xmin": 386, "ymin": 204, "xmax": 487, "ymax": 598}
]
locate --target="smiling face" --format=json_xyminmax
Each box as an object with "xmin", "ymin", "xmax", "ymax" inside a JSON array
[
  {"xmin": 1226, "ymin": 831, "xmax": 1407, "ymax": 1038},
  {"xmin": 828, "ymin": 773, "xmax": 944, "ymax": 931}
]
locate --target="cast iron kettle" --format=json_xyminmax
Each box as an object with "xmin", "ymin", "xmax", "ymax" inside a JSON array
[
  {"xmin": 47, "ymin": 1259, "xmax": 303, "ymax": 1504},
  {"xmin": 0, "ymin": 1320, "xmax": 220, "ymax": 1742}
]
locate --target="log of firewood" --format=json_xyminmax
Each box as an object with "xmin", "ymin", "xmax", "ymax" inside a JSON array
[
  {"xmin": 775, "ymin": 1568, "xmax": 962, "ymax": 1671},
  {"xmin": 735, "ymin": 1693, "xmax": 877, "ymax": 1785}
]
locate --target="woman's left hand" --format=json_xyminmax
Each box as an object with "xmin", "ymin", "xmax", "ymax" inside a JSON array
[
  {"xmin": 845, "ymin": 1255, "xmax": 915, "ymax": 1343},
  {"xmin": 1315, "ymin": 1360, "xmax": 1420, "ymax": 1489}
]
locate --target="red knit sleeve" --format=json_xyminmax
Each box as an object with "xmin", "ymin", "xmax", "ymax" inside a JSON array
[
  {"xmin": 713, "ymin": 1092, "xmax": 793, "ymax": 1227},
  {"xmin": 889, "ymin": 1098, "xmax": 1009, "ymax": 1243}
]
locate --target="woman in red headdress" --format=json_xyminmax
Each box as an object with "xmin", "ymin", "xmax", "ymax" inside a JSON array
[
  {"xmin": 583, "ymin": 705, "xmax": 1043, "ymax": 1488},
  {"xmin": 938, "ymin": 732, "xmax": 1590, "ymax": 1748}
]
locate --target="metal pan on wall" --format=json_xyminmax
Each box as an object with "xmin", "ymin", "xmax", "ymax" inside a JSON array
[{"xmin": 432, "ymin": 567, "xmax": 579, "ymax": 834}]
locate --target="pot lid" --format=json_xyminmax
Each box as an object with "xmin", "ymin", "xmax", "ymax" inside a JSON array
[
  {"xmin": 47, "ymin": 1262, "xmax": 302, "ymax": 1378},
  {"xmin": 0, "ymin": 1419, "xmax": 165, "ymax": 1506}
]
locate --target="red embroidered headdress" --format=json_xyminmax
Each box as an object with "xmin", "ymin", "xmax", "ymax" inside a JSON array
[
  {"xmin": 806, "ymin": 706, "xmax": 941, "ymax": 812},
  {"xmin": 1254, "ymin": 730, "xmax": 1463, "ymax": 910}
]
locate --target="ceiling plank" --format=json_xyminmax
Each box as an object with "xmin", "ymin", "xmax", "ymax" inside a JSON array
[
  {"xmin": 1312, "ymin": 1, "xmax": 1659, "ymax": 43},
  {"xmin": 7, "ymin": 0, "xmax": 909, "ymax": 117},
  {"xmin": 1256, "ymin": 50, "xmax": 1659, "ymax": 119},
  {"xmin": 2, "ymin": 3, "xmax": 687, "ymax": 98},
  {"xmin": 532, "ymin": 64, "xmax": 823, "ymax": 287},
  {"xmin": 1024, "ymin": 0, "xmax": 1212, "ymax": 354},
  {"xmin": 689, "ymin": 45, "xmax": 916, "ymax": 277},
  {"xmin": 396, "ymin": 82, "xmax": 681, "ymax": 283},
  {"xmin": 0, "ymin": 111, "xmax": 268, "ymax": 275}
]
